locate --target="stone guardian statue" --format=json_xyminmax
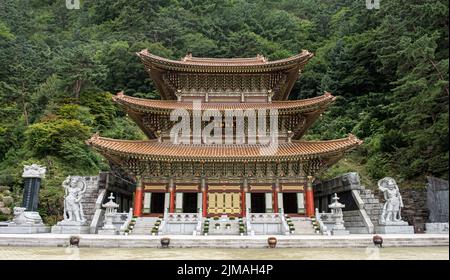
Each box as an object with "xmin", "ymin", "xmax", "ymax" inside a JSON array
[
  {"xmin": 378, "ymin": 177, "xmax": 404, "ymax": 224},
  {"xmin": 62, "ymin": 176, "xmax": 87, "ymax": 224}
]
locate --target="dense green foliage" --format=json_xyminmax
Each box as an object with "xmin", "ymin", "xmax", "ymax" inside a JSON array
[{"xmin": 0, "ymin": 0, "xmax": 448, "ymax": 221}]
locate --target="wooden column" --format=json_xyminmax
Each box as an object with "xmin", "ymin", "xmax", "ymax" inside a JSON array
[
  {"xmin": 201, "ymin": 178, "xmax": 207, "ymax": 217},
  {"xmin": 273, "ymin": 187, "xmax": 279, "ymax": 214},
  {"xmin": 305, "ymin": 176, "xmax": 315, "ymax": 217},
  {"xmin": 242, "ymin": 178, "xmax": 248, "ymax": 217},
  {"xmin": 169, "ymin": 178, "xmax": 175, "ymax": 213},
  {"xmin": 241, "ymin": 189, "xmax": 246, "ymax": 217},
  {"xmin": 133, "ymin": 178, "xmax": 143, "ymax": 217}
]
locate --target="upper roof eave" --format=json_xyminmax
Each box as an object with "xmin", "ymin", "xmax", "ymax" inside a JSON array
[
  {"xmin": 136, "ymin": 49, "xmax": 314, "ymax": 73},
  {"xmin": 113, "ymin": 91, "xmax": 335, "ymax": 114}
]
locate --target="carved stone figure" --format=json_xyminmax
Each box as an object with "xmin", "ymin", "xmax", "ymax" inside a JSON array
[
  {"xmin": 62, "ymin": 176, "xmax": 87, "ymax": 224},
  {"xmin": 12, "ymin": 207, "xmax": 44, "ymax": 225},
  {"xmin": 378, "ymin": 177, "xmax": 404, "ymax": 224},
  {"xmin": 22, "ymin": 164, "xmax": 46, "ymax": 178}
]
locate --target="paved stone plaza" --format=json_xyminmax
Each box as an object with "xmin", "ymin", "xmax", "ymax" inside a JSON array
[
  {"xmin": 0, "ymin": 233, "xmax": 447, "ymax": 248},
  {"xmin": 0, "ymin": 246, "xmax": 447, "ymax": 260}
]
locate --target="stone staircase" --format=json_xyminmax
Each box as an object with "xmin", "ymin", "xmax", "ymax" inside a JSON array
[
  {"xmin": 82, "ymin": 176, "xmax": 103, "ymax": 224},
  {"xmin": 358, "ymin": 188, "xmax": 383, "ymax": 226},
  {"xmin": 343, "ymin": 188, "xmax": 383, "ymax": 233},
  {"xmin": 289, "ymin": 217, "xmax": 316, "ymax": 235},
  {"xmin": 343, "ymin": 211, "xmax": 369, "ymax": 233},
  {"xmin": 131, "ymin": 217, "xmax": 159, "ymax": 235}
]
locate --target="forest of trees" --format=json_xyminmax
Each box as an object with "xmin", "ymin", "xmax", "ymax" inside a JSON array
[{"xmin": 0, "ymin": 0, "xmax": 448, "ymax": 223}]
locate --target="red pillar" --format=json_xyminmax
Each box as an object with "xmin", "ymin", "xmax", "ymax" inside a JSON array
[
  {"xmin": 202, "ymin": 188, "xmax": 207, "ymax": 217},
  {"xmin": 133, "ymin": 185, "xmax": 143, "ymax": 217},
  {"xmin": 169, "ymin": 188, "xmax": 175, "ymax": 213},
  {"xmin": 241, "ymin": 190, "xmax": 246, "ymax": 217},
  {"xmin": 305, "ymin": 176, "xmax": 315, "ymax": 217},
  {"xmin": 273, "ymin": 189, "xmax": 278, "ymax": 213}
]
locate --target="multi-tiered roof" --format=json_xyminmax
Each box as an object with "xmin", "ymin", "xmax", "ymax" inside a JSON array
[{"xmin": 87, "ymin": 50, "xmax": 362, "ymax": 179}]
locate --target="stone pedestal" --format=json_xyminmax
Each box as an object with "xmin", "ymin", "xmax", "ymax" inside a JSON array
[
  {"xmin": 51, "ymin": 221, "xmax": 90, "ymax": 234},
  {"xmin": 425, "ymin": 222, "xmax": 449, "ymax": 234},
  {"xmin": 376, "ymin": 222, "xmax": 414, "ymax": 234},
  {"xmin": 0, "ymin": 207, "xmax": 50, "ymax": 234},
  {"xmin": 0, "ymin": 223, "xmax": 50, "ymax": 234}
]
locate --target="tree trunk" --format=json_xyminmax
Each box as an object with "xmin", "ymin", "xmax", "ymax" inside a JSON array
[{"xmin": 74, "ymin": 79, "xmax": 82, "ymax": 102}]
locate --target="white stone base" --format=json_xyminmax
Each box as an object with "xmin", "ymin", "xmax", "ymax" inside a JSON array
[
  {"xmin": 51, "ymin": 225, "xmax": 90, "ymax": 234},
  {"xmin": 425, "ymin": 223, "xmax": 449, "ymax": 234},
  {"xmin": 0, "ymin": 224, "xmax": 50, "ymax": 234},
  {"xmin": 97, "ymin": 228, "xmax": 118, "ymax": 235},
  {"xmin": 376, "ymin": 225, "xmax": 414, "ymax": 234},
  {"xmin": 332, "ymin": 229, "xmax": 350, "ymax": 235}
]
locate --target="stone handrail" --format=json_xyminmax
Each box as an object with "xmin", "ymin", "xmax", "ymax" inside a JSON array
[
  {"xmin": 351, "ymin": 190, "xmax": 374, "ymax": 233},
  {"xmin": 279, "ymin": 209, "xmax": 290, "ymax": 235},
  {"xmin": 315, "ymin": 208, "xmax": 330, "ymax": 235},
  {"xmin": 245, "ymin": 208, "xmax": 254, "ymax": 235},
  {"xmin": 195, "ymin": 208, "xmax": 203, "ymax": 235},
  {"xmin": 119, "ymin": 208, "xmax": 133, "ymax": 233},
  {"xmin": 89, "ymin": 189, "xmax": 107, "ymax": 234},
  {"xmin": 158, "ymin": 208, "xmax": 169, "ymax": 234}
]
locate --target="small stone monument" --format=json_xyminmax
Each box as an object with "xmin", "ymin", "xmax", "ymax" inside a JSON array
[
  {"xmin": 0, "ymin": 164, "xmax": 50, "ymax": 233},
  {"xmin": 98, "ymin": 193, "xmax": 119, "ymax": 235},
  {"xmin": 51, "ymin": 176, "xmax": 90, "ymax": 234},
  {"xmin": 328, "ymin": 193, "xmax": 349, "ymax": 235},
  {"xmin": 375, "ymin": 177, "xmax": 414, "ymax": 234},
  {"xmin": 425, "ymin": 177, "xmax": 449, "ymax": 233}
]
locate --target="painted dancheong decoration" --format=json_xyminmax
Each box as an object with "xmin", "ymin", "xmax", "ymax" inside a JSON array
[{"xmin": 86, "ymin": 50, "xmax": 363, "ymax": 222}]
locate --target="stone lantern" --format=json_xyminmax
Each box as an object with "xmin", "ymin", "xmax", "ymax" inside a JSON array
[
  {"xmin": 100, "ymin": 193, "xmax": 119, "ymax": 234},
  {"xmin": 328, "ymin": 193, "xmax": 349, "ymax": 235}
]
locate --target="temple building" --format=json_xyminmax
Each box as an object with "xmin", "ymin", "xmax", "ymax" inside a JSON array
[{"xmin": 87, "ymin": 49, "xmax": 362, "ymax": 219}]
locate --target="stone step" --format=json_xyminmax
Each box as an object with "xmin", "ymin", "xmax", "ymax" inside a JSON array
[
  {"xmin": 346, "ymin": 226, "xmax": 369, "ymax": 234},
  {"xmin": 344, "ymin": 221, "xmax": 366, "ymax": 227},
  {"xmin": 290, "ymin": 220, "xmax": 316, "ymax": 235}
]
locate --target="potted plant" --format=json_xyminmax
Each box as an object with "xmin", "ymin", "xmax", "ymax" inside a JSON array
[
  {"xmin": 213, "ymin": 216, "xmax": 219, "ymax": 220},
  {"xmin": 225, "ymin": 223, "xmax": 231, "ymax": 229},
  {"xmin": 160, "ymin": 237, "xmax": 170, "ymax": 248},
  {"xmin": 215, "ymin": 223, "xmax": 220, "ymax": 229},
  {"xmin": 230, "ymin": 217, "xmax": 235, "ymax": 220},
  {"xmin": 124, "ymin": 229, "xmax": 129, "ymax": 236},
  {"xmin": 267, "ymin": 237, "xmax": 277, "ymax": 248}
]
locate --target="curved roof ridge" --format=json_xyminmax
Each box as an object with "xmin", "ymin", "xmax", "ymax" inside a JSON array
[{"xmin": 137, "ymin": 49, "xmax": 313, "ymax": 68}]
